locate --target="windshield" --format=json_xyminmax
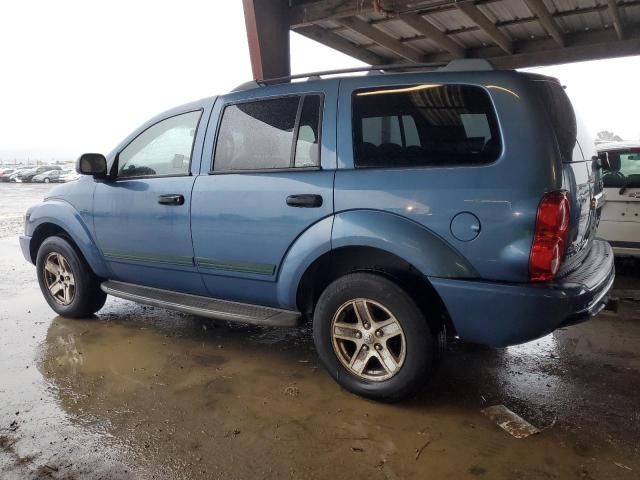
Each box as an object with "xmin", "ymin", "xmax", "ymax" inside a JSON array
[{"xmin": 601, "ymin": 148, "xmax": 640, "ymax": 189}]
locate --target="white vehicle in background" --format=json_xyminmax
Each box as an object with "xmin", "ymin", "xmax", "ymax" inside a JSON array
[{"xmin": 597, "ymin": 142, "xmax": 640, "ymax": 257}]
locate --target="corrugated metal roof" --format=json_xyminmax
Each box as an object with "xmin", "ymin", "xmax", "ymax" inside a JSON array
[{"xmin": 290, "ymin": 0, "xmax": 640, "ymax": 68}]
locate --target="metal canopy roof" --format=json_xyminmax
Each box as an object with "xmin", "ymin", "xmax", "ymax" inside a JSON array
[{"xmin": 289, "ymin": 0, "xmax": 640, "ymax": 69}]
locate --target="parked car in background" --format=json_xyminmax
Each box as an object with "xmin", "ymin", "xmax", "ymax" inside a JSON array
[
  {"xmin": 597, "ymin": 141, "xmax": 640, "ymax": 257},
  {"xmin": 8, "ymin": 168, "xmax": 32, "ymax": 182},
  {"xmin": 13, "ymin": 168, "xmax": 37, "ymax": 182},
  {"xmin": 21, "ymin": 62, "xmax": 615, "ymax": 401},
  {"xmin": 17, "ymin": 166, "xmax": 61, "ymax": 183},
  {"xmin": 0, "ymin": 168, "xmax": 16, "ymax": 181},
  {"xmin": 32, "ymin": 169, "xmax": 72, "ymax": 183}
]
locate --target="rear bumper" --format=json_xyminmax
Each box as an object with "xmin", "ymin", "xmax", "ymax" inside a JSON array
[
  {"xmin": 431, "ymin": 240, "xmax": 615, "ymax": 347},
  {"xmin": 20, "ymin": 235, "xmax": 33, "ymax": 264}
]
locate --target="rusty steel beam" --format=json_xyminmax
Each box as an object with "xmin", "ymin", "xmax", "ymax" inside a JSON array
[{"xmin": 242, "ymin": 0, "xmax": 291, "ymax": 80}]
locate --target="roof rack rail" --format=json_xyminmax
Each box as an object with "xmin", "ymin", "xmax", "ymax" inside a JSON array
[{"xmin": 231, "ymin": 59, "xmax": 495, "ymax": 92}]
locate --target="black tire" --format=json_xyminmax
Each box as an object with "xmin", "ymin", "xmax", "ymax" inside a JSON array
[
  {"xmin": 36, "ymin": 236, "xmax": 106, "ymax": 318},
  {"xmin": 313, "ymin": 273, "xmax": 436, "ymax": 402},
  {"xmin": 44, "ymin": 178, "xmax": 50, "ymax": 183}
]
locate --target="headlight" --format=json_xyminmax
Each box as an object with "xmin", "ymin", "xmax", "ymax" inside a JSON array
[{"xmin": 24, "ymin": 212, "xmax": 30, "ymax": 235}]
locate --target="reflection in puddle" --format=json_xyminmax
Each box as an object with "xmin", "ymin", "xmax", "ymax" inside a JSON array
[
  {"xmin": 505, "ymin": 332, "xmax": 557, "ymax": 358},
  {"xmin": 28, "ymin": 300, "xmax": 640, "ymax": 479}
]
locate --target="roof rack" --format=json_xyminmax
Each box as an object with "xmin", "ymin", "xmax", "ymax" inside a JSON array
[{"xmin": 232, "ymin": 59, "xmax": 495, "ymax": 92}]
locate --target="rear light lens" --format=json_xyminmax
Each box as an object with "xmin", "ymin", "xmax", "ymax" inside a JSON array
[{"xmin": 529, "ymin": 191, "xmax": 570, "ymax": 281}]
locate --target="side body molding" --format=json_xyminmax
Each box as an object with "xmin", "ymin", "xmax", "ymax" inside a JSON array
[
  {"xmin": 25, "ymin": 199, "xmax": 109, "ymax": 278},
  {"xmin": 331, "ymin": 210, "xmax": 479, "ymax": 279}
]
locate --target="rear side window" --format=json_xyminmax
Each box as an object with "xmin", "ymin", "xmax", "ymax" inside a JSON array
[
  {"xmin": 213, "ymin": 95, "xmax": 322, "ymax": 172},
  {"xmin": 532, "ymin": 81, "xmax": 577, "ymax": 162},
  {"xmin": 352, "ymin": 84, "xmax": 501, "ymax": 168}
]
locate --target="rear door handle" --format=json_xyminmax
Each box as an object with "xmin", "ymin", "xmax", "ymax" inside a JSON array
[
  {"xmin": 286, "ymin": 194, "xmax": 323, "ymax": 208},
  {"xmin": 158, "ymin": 194, "xmax": 185, "ymax": 206}
]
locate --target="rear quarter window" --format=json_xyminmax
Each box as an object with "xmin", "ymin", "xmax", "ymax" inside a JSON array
[
  {"xmin": 531, "ymin": 80, "xmax": 578, "ymax": 162},
  {"xmin": 352, "ymin": 84, "xmax": 501, "ymax": 168}
]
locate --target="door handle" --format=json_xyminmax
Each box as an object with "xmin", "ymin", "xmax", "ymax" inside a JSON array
[
  {"xmin": 286, "ymin": 194, "xmax": 323, "ymax": 208},
  {"xmin": 158, "ymin": 194, "xmax": 185, "ymax": 206}
]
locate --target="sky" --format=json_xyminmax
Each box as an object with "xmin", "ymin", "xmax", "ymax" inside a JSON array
[{"xmin": 0, "ymin": 0, "xmax": 638, "ymax": 162}]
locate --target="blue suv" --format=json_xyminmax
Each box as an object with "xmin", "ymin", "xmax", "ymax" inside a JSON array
[{"xmin": 21, "ymin": 61, "xmax": 614, "ymax": 400}]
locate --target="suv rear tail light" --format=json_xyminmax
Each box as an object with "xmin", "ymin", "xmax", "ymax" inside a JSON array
[{"xmin": 529, "ymin": 191, "xmax": 570, "ymax": 281}]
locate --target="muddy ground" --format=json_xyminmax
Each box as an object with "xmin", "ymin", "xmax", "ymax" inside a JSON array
[{"xmin": 1, "ymin": 182, "xmax": 639, "ymax": 479}]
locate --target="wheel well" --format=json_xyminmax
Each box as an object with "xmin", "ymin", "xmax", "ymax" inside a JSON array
[
  {"xmin": 296, "ymin": 246, "xmax": 455, "ymax": 335},
  {"xmin": 30, "ymin": 223, "xmax": 76, "ymax": 263}
]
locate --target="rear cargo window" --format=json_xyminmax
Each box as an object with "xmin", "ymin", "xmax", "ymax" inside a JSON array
[{"xmin": 352, "ymin": 84, "xmax": 501, "ymax": 168}]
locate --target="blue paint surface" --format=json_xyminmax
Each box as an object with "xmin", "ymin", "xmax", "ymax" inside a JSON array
[{"xmin": 21, "ymin": 70, "xmax": 613, "ymax": 346}]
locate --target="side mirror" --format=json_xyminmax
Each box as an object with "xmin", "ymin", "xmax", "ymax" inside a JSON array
[{"xmin": 77, "ymin": 153, "xmax": 108, "ymax": 177}]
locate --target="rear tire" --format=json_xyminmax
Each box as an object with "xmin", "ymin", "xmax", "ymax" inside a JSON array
[
  {"xmin": 36, "ymin": 236, "xmax": 106, "ymax": 318},
  {"xmin": 313, "ymin": 273, "xmax": 436, "ymax": 402}
]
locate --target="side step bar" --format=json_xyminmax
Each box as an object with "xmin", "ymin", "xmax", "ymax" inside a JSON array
[{"xmin": 101, "ymin": 280, "xmax": 301, "ymax": 327}]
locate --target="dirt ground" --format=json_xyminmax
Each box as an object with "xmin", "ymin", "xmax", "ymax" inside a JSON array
[{"xmin": 1, "ymin": 182, "xmax": 639, "ymax": 479}]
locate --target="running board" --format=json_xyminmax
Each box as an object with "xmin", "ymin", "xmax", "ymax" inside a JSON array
[{"xmin": 101, "ymin": 281, "xmax": 301, "ymax": 327}]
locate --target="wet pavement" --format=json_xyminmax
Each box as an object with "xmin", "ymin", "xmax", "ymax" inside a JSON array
[
  {"xmin": 0, "ymin": 182, "xmax": 52, "ymax": 238},
  {"xmin": 1, "ymin": 183, "xmax": 640, "ymax": 479}
]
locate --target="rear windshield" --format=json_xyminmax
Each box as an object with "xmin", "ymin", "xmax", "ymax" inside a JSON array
[
  {"xmin": 531, "ymin": 80, "xmax": 577, "ymax": 162},
  {"xmin": 352, "ymin": 84, "xmax": 501, "ymax": 168}
]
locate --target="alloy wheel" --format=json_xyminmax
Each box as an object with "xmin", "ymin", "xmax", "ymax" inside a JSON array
[
  {"xmin": 331, "ymin": 298, "xmax": 406, "ymax": 381},
  {"xmin": 43, "ymin": 252, "xmax": 76, "ymax": 305}
]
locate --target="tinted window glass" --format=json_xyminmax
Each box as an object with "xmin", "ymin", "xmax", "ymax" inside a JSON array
[
  {"xmin": 294, "ymin": 95, "xmax": 322, "ymax": 167},
  {"xmin": 602, "ymin": 148, "xmax": 640, "ymax": 188},
  {"xmin": 532, "ymin": 81, "xmax": 577, "ymax": 162},
  {"xmin": 215, "ymin": 95, "xmax": 322, "ymax": 171},
  {"xmin": 402, "ymin": 115, "xmax": 420, "ymax": 147},
  {"xmin": 352, "ymin": 84, "xmax": 501, "ymax": 168},
  {"xmin": 118, "ymin": 111, "xmax": 201, "ymax": 178}
]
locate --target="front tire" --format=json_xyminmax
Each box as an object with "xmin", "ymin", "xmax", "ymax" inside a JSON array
[
  {"xmin": 36, "ymin": 236, "xmax": 106, "ymax": 318},
  {"xmin": 44, "ymin": 178, "xmax": 50, "ymax": 183},
  {"xmin": 313, "ymin": 273, "xmax": 436, "ymax": 402}
]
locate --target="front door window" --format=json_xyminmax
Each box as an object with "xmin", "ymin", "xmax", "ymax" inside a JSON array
[{"xmin": 118, "ymin": 111, "xmax": 202, "ymax": 178}]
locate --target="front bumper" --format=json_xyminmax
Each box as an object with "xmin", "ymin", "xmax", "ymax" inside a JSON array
[
  {"xmin": 20, "ymin": 235, "xmax": 33, "ymax": 264},
  {"xmin": 431, "ymin": 240, "xmax": 615, "ymax": 347}
]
